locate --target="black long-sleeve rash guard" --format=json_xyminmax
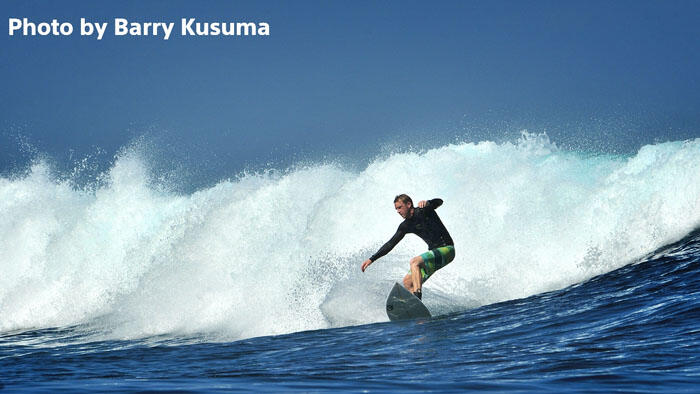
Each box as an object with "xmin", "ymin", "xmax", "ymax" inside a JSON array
[{"xmin": 369, "ymin": 198, "xmax": 454, "ymax": 262}]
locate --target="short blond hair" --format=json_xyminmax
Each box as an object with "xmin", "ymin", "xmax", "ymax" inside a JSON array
[{"xmin": 394, "ymin": 194, "xmax": 413, "ymax": 206}]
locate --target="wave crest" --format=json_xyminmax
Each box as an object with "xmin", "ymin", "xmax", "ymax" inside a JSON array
[{"xmin": 2, "ymin": 134, "xmax": 699, "ymax": 340}]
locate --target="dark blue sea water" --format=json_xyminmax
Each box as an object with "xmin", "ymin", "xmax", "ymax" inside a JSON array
[
  {"xmin": 2, "ymin": 135, "xmax": 700, "ymax": 391},
  {"xmin": 3, "ymin": 229, "xmax": 700, "ymax": 392}
]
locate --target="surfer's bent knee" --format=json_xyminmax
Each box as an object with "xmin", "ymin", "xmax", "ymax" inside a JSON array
[
  {"xmin": 407, "ymin": 245, "xmax": 456, "ymax": 283},
  {"xmin": 410, "ymin": 256, "xmax": 423, "ymax": 268}
]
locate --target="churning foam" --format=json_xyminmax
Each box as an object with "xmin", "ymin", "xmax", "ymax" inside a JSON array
[{"xmin": 2, "ymin": 133, "xmax": 700, "ymax": 340}]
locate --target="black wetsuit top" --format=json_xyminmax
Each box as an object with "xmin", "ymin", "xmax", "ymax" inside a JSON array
[{"xmin": 369, "ymin": 198, "xmax": 454, "ymax": 262}]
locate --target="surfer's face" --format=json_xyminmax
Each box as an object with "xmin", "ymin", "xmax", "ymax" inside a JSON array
[{"xmin": 394, "ymin": 201, "xmax": 412, "ymax": 219}]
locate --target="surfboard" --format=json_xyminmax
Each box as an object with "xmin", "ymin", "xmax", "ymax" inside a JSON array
[{"xmin": 386, "ymin": 282, "xmax": 431, "ymax": 321}]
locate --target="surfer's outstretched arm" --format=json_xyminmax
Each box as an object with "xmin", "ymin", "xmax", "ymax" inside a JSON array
[{"xmin": 361, "ymin": 225, "xmax": 407, "ymax": 272}]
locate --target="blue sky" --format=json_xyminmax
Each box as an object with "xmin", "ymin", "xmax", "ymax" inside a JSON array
[{"xmin": 2, "ymin": 1, "xmax": 699, "ymax": 182}]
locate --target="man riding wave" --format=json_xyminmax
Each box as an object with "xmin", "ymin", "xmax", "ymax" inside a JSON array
[{"xmin": 361, "ymin": 194, "xmax": 455, "ymax": 300}]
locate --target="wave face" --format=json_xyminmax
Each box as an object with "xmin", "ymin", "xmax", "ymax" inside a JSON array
[{"xmin": 2, "ymin": 133, "xmax": 700, "ymax": 341}]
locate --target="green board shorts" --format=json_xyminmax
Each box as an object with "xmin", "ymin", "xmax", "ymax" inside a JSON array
[{"xmin": 410, "ymin": 245, "xmax": 456, "ymax": 282}]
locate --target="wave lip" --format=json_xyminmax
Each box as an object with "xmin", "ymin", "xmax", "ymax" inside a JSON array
[{"xmin": 1, "ymin": 134, "xmax": 700, "ymax": 340}]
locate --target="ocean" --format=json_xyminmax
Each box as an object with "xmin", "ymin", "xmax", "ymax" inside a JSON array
[{"xmin": 2, "ymin": 133, "xmax": 700, "ymax": 391}]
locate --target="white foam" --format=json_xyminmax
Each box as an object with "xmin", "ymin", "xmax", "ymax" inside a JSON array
[{"xmin": 2, "ymin": 133, "xmax": 699, "ymax": 340}]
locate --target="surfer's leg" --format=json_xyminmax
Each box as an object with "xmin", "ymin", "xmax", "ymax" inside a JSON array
[
  {"xmin": 402, "ymin": 273, "xmax": 413, "ymax": 292},
  {"xmin": 402, "ymin": 256, "xmax": 425, "ymax": 293},
  {"xmin": 404, "ymin": 249, "xmax": 442, "ymax": 294},
  {"xmin": 409, "ymin": 255, "xmax": 425, "ymax": 293},
  {"xmin": 403, "ymin": 247, "xmax": 455, "ymax": 296}
]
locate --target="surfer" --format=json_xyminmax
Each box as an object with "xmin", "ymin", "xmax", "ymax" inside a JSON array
[{"xmin": 361, "ymin": 194, "xmax": 455, "ymax": 300}]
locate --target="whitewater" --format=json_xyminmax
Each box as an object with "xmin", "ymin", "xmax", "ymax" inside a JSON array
[{"xmin": 2, "ymin": 132, "xmax": 699, "ymax": 344}]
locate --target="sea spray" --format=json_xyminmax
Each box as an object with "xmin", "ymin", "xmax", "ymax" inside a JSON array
[{"xmin": 2, "ymin": 133, "xmax": 699, "ymax": 340}]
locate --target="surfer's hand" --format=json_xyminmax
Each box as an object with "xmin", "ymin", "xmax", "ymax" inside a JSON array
[
  {"xmin": 418, "ymin": 200, "xmax": 427, "ymax": 208},
  {"xmin": 361, "ymin": 259, "xmax": 372, "ymax": 272}
]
